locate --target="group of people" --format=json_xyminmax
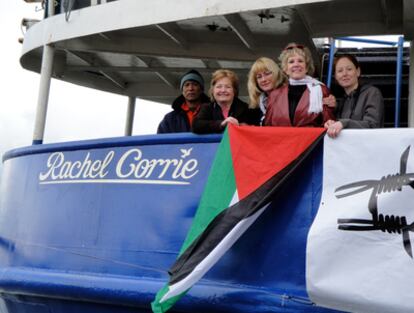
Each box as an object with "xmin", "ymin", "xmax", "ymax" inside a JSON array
[{"xmin": 157, "ymin": 43, "xmax": 384, "ymax": 138}]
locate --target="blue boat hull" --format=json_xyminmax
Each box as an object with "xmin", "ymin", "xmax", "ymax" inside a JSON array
[{"xmin": 0, "ymin": 133, "xmax": 341, "ymax": 313}]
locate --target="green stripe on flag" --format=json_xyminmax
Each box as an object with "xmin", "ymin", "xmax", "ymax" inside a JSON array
[
  {"xmin": 179, "ymin": 128, "xmax": 236, "ymax": 255},
  {"xmin": 152, "ymin": 128, "xmax": 236, "ymax": 312},
  {"xmin": 151, "ymin": 285, "xmax": 184, "ymax": 313}
]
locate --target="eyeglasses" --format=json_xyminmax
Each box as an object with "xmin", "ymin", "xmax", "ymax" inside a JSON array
[
  {"xmin": 284, "ymin": 44, "xmax": 305, "ymax": 51},
  {"xmin": 256, "ymin": 71, "xmax": 273, "ymax": 80}
]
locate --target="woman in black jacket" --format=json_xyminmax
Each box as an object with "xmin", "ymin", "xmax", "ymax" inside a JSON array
[{"xmin": 192, "ymin": 69, "xmax": 259, "ymax": 134}]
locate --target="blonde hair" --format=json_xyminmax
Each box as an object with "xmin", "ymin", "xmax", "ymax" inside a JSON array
[
  {"xmin": 247, "ymin": 57, "xmax": 286, "ymax": 108},
  {"xmin": 209, "ymin": 69, "xmax": 239, "ymax": 102},
  {"xmin": 279, "ymin": 43, "xmax": 315, "ymax": 77}
]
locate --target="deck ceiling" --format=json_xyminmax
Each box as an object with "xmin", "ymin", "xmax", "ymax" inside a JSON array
[{"xmin": 20, "ymin": 0, "xmax": 408, "ymax": 104}]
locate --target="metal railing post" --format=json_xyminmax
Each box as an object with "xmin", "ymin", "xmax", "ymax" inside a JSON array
[
  {"xmin": 408, "ymin": 42, "xmax": 414, "ymax": 127},
  {"xmin": 32, "ymin": 0, "xmax": 55, "ymax": 145},
  {"xmin": 326, "ymin": 38, "xmax": 336, "ymax": 88},
  {"xmin": 124, "ymin": 96, "xmax": 136, "ymax": 136},
  {"xmin": 395, "ymin": 36, "xmax": 404, "ymax": 128}
]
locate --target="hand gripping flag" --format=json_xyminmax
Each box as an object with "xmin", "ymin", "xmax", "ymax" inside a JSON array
[{"xmin": 152, "ymin": 125, "xmax": 325, "ymax": 313}]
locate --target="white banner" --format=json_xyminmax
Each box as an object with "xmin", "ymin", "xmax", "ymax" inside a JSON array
[{"xmin": 307, "ymin": 129, "xmax": 414, "ymax": 313}]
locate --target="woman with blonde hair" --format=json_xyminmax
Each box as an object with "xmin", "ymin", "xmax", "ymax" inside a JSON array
[
  {"xmin": 193, "ymin": 69, "xmax": 258, "ymax": 134},
  {"xmin": 264, "ymin": 43, "xmax": 335, "ymax": 127},
  {"xmin": 248, "ymin": 57, "xmax": 285, "ymax": 125}
]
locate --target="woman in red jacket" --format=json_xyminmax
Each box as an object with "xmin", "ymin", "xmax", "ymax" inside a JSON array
[
  {"xmin": 264, "ymin": 43, "xmax": 335, "ymax": 127},
  {"xmin": 247, "ymin": 57, "xmax": 286, "ymax": 125}
]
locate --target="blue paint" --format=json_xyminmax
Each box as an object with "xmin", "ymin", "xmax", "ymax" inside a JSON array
[
  {"xmin": 0, "ymin": 134, "xmax": 342, "ymax": 312},
  {"xmin": 5, "ymin": 133, "xmax": 222, "ymax": 162},
  {"xmin": 32, "ymin": 139, "xmax": 43, "ymax": 145}
]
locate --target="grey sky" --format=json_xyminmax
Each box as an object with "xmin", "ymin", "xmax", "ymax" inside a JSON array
[{"xmin": 0, "ymin": 1, "xmax": 170, "ymax": 174}]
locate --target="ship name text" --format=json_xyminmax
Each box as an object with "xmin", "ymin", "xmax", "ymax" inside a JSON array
[{"xmin": 38, "ymin": 148, "xmax": 199, "ymax": 185}]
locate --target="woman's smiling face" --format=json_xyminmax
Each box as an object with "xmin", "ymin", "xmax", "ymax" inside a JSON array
[
  {"xmin": 285, "ymin": 53, "xmax": 307, "ymax": 80},
  {"xmin": 213, "ymin": 77, "xmax": 235, "ymax": 105}
]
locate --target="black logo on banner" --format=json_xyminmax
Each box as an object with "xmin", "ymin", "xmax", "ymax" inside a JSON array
[{"xmin": 335, "ymin": 146, "xmax": 414, "ymax": 257}]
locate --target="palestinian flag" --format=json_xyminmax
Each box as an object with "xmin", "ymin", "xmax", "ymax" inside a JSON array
[{"xmin": 152, "ymin": 125, "xmax": 325, "ymax": 313}]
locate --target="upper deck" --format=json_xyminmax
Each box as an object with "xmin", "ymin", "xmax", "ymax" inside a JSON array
[{"xmin": 20, "ymin": 0, "xmax": 414, "ymax": 104}]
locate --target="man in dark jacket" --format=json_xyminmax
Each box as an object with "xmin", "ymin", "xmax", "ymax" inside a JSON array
[{"xmin": 157, "ymin": 70, "xmax": 210, "ymax": 133}]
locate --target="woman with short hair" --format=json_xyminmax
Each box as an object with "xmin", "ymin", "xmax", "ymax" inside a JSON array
[{"xmin": 192, "ymin": 69, "xmax": 258, "ymax": 134}]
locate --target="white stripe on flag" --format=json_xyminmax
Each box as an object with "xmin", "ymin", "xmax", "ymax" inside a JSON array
[
  {"xmin": 229, "ymin": 190, "xmax": 239, "ymax": 206},
  {"xmin": 161, "ymin": 196, "xmax": 269, "ymax": 303}
]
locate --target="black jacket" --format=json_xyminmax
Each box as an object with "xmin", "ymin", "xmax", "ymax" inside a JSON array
[
  {"xmin": 157, "ymin": 93, "xmax": 210, "ymax": 133},
  {"xmin": 192, "ymin": 98, "xmax": 261, "ymax": 134}
]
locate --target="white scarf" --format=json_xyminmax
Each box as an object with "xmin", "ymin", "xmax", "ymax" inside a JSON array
[
  {"xmin": 289, "ymin": 76, "xmax": 324, "ymax": 114},
  {"xmin": 259, "ymin": 93, "xmax": 267, "ymax": 126}
]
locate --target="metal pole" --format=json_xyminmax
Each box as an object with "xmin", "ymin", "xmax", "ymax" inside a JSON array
[
  {"xmin": 395, "ymin": 36, "xmax": 404, "ymax": 128},
  {"xmin": 32, "ymin": 0, "xmax": 55, "ymax": 145},
  {"xmin": 326, "ymin": 38, "xmax": 336, "ymax": 88},
  {"xmin": 408, "ymin": 42, "xmax": 414, "ymax": 127},
  {"xmin": 124, "ymin": 96, "xmax": 136, "ymax": 136},
  {"xmin": 336, "ymin": 36, "xmax": 397, "ymax": 46}
]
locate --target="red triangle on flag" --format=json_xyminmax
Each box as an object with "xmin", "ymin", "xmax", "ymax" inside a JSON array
[{"xmin": 228, "ymin": 125, "xmax": 325, "ymax": 200}]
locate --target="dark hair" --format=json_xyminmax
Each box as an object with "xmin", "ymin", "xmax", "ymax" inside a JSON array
[{"xmin": 334, "ymin": 54, "xmax": 360, "ymax": 71}]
